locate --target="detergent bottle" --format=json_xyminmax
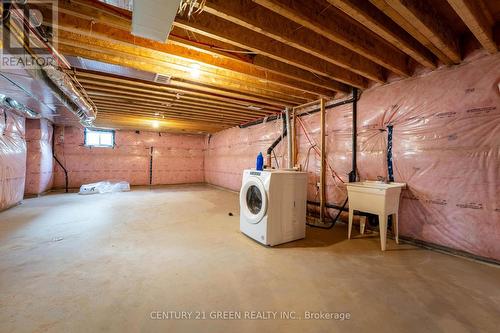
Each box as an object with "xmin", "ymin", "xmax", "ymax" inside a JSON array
[{"xmin": 256, "ymin": 152, "xmax": 264, "ymax": 171}]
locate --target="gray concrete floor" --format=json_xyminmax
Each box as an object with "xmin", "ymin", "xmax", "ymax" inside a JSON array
[{"xmin": 0, "ymin": 185, "xmax": 499, "ymax": 333}]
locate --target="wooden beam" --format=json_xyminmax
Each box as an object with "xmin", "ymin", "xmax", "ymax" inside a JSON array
[
  {"xmin": 73, "ymin": 71, "xmax": 284, "ymax": 111},
  {"xmin": 203, "ymin": 0, "xmax": 384, "ymax": 82},
  {"xmin": 446, "ymin": 0, "xmax": 497, "ymax": 53},
  {"xmin": 369, "ymin": 0, "xmax": 453, "ymax": 64},
  {"xmin": 174, "ymin": 13, "xmax": 366, "ymax": 88},
  {"xmin": 326, "ymin": 0, "xmax": 436, "ymax": 68},
  {"xmin": 382, "ymin": 0, "xmax": 461, "ymax": 63},
  {"xmin": 254, "ymin": 0, "xmax": 411, "ymax": 76}
]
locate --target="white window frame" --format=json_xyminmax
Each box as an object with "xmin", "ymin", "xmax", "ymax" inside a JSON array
[{"xmin": 84, "ymin": 128, "xmax": 115, "ymax": 148}]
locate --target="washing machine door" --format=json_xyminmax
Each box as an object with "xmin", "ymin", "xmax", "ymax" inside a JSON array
[{"xmin": 240, "ymin": 176, "xmax": 268, "ymax": 224}]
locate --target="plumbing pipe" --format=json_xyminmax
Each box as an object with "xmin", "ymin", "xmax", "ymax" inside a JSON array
[
  {"xmin": 266, "ymin": 114, "xmax": 286, "ymax": 168},
  {"xmin": 319, "ymin": 98, "xmax": 326, "ymax": 222},
  {"xmin": 291, "ymin": 108, "xmax": 297, "ymax": 167},
  {"xmin": 349, "ymin": 88, "xmax": 358, "ymax": 182},
  {"xmin": 285, "ymin": 107, "xmax": 292, "ymax": 169}
]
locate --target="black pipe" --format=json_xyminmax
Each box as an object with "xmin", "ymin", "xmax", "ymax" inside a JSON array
[
  {"xmin": 349, "ymin": 88, "xmax": 358, "ymax": 182},
  {"xmin": 240, "ymin": 93, "xmax": 361, "ymax": 130},
  {"xmin": 51, "ymin": 127, "xmax": 68, "ymax": 193},
  {"xmin": 266, "ymin": 116, "xmax": 287, "ymax": 156},
  {"xmin": 306, "ymin": 198, "xmax": 348, "ymax": 229},
  {"xmin": 307, "ymin": 200, "xmax": 348, "ymax": 212}
]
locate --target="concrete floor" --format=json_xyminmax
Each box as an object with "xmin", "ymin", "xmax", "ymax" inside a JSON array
[{"xmin": 0, "ymin": 185, "xmax": 499, "ymax": 333}]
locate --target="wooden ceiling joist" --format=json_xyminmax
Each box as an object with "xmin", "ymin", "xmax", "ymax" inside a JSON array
[
  {"xmin": 40, "ymin": 2, "xmax": 343, "ymax": 97},
  {"xmin": 93, "ymin": 105, "xmax": 245, "ymax": 124},
  {"xmin": 73, "ymin": 71, "xmax": 285, "ymax": 111},
  {"xmin": 173, "ymin": 13, "xmax": 366, "ymax": 89},
  {"xmin": 83, "ymin": 89, "xmax": 271, "ymax": 117},
  {"xmin": 254, "ymin": 0, "xmax": 411, "ymax": 77},
  {"xmin": 89, "ymin": 98, "xmax": 262, "ymax": 122},
  {"xmin": 47, "ymin": 13, "xmax": 338, "ymax": 99},
  {"xmin": 447, "ymin": 0, "xmax": 498, "ymax": 53},
  {"xmin": 326, "ymin": 0, "xmax": 436, "ymax": 68},
  {"xmin": 57, "ymin": 32, "xmax": 312, "ymax": 104},
  {"xmin": 59, "ymin": 44, "xmax": 298, "ymax": 107},
  {"xmin": 93, "ymin": 114, "xmax": 229, "ymax": 133},
  {"xmin": 380, "ymin": 0, "xmax": 461, "ymax": 64},
  {"xmin": 78, "ymin": 82, "xmax": 278, "ymax": 115},
  {"xmin": 87, "ymin": 94, "xmax": 268, "ymax": 119},
  {"xmin": 202, "ymin": 0, "xmax": 384, "ymax": 83},
  {"xmin": 168, "ymin": 32, "xmax": 346, "ymax": 95}
]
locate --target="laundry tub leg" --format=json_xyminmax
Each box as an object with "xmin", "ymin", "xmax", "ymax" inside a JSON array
[
  {"xmin": 348, "ymin": 209, "xmax": 354, "ymax": 239},
  {"xmin": 393, "ymin": 213, "xmax": 399, "ymax": 244},
  {"xmin": 379, "ymin": 214, "xmax": 388, "ymax": 251}
]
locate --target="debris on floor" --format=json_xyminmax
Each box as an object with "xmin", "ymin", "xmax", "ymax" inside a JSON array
[{"xmin": 79, "ymin": 181, "xmax": 130, "ymax": 195}]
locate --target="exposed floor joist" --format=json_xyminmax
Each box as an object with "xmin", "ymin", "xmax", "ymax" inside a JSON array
[
  {"xmin": 202, "ymin": 0, "xmax": 384, "ymax": 83},
  {"xmin": 381, "ymin": 0, "xmax": 461, "ymax": 64},
  {"xmin": 173, "ymin": 14, "xmax": 367, "ymax": 89},
  {"xmin": 254, "ymin": 0, "xmax": 411, "ymax": 77},
  {"xmin": 447, "ymin": 0, "xmax": 498, "ymax": 53},
  {"xmin": 326, "ymin": 0, "xmax": 436, "ymax": 68}
]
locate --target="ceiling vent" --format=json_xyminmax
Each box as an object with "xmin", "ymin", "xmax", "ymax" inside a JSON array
[
  {"xmin": 132, "ymin": 0, "xmax": 182, "ymax": 42},
  {"xmin": 154, "ymin": 73, "xmax": 171, "ymax": 85}
]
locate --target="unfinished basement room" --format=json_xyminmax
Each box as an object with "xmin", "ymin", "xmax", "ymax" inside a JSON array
[{"xmin": 0, "ymin": 0, "xmax": 499, "ymax": 332}]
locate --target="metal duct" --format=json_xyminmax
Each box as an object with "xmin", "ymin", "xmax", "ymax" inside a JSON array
[
  {"xmin": 132, "ymin": 0, "xmax": 183, "ymax": 42},
  {"xmin": 0, "ymin": 94, "xmax": 41, "ymax": 119},
  {"xmin": 43, "ymin": 65, "xmax": 96, "ymax": 122}
]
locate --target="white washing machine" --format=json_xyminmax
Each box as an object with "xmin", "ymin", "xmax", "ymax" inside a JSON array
[{"xmin": 240, "ymin": 169, "xmax": 308, "ymax": 246}]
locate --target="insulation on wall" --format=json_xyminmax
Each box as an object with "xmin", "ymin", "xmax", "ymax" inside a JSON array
[
  {"xmin": 25, "ymin": 118, "xmax": 54, "ymax": 195},
  {"xmin": 205, "ymin": 52, "xmax": 500, "ymax": 261},
  {"xmin": 0, "ymin": 106, "xmax": 26, "ymax": 211},
  {"xmin": 53, "ymin": 126, "xmax": 205, "ymax": 188}
]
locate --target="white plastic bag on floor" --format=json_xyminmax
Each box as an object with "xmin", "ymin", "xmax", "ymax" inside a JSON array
[{"xmin": 78, "ymin": 181, "xmax": 130, "ymax": 195}]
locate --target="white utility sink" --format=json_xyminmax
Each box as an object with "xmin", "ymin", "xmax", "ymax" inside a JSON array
[{"xmin": 346, "ymin": 181, "xmax": 406, "ymax": 251}]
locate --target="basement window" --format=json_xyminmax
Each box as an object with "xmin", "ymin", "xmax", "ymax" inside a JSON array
[{"xmin": 84, "ymin": 128, "xmax": 115, "ymax": 148}]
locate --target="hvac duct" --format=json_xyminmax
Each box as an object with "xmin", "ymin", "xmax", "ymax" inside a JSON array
[
  {"xmin": 42, "ymin": 66, "xmax": 96, "ymax": 125},
  {"xmin": 0, "ymin": 94, "xmax": 41, "ymax": 119}
]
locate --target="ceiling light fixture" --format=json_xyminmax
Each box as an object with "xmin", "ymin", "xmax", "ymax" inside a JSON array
[
  {"xmin": 189, "ymin": 63, "xmax": 201, "ymax": 79},
  {"xmin": 152, "ymin": 120, "xmax": 160, "ymax": 128}
]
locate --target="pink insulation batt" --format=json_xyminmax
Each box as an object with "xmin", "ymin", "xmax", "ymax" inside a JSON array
[
  {"xmin": 205, "ymin": 52, "xmax": 500, "ymax": 261},
  {"xmin": 0, "ymin": 107, "xmax": 26, "ymax": 211},
  {"xmin": 25, "ymin": 118, "xmax": 54, "ymax": 195}
]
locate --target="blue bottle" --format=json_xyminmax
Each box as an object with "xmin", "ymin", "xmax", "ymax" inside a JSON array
[{"xmin": 256, "ymin": 152, "xmax": 264, "ymax": 171}]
